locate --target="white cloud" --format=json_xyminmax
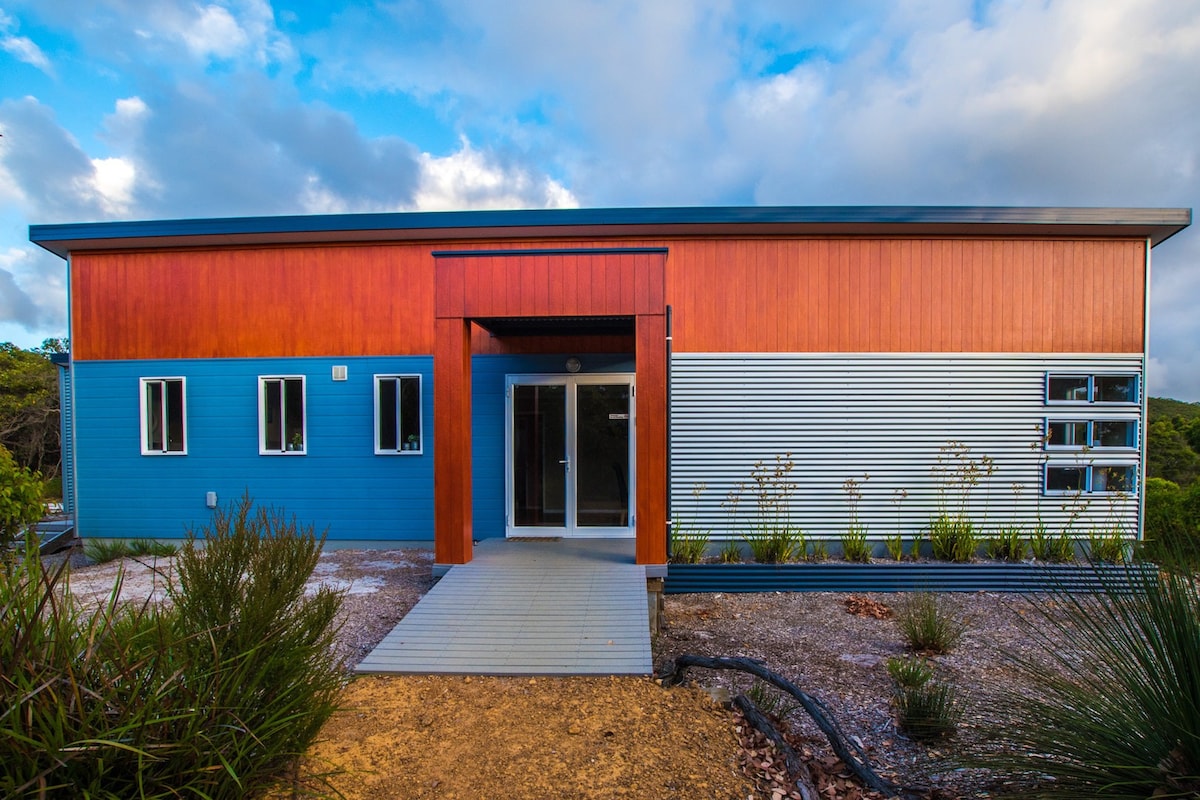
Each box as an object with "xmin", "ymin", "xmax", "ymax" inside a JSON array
[
  {"xmin": 413, "ymin": 140, "xmax": 578, "ymax": 212},
  {"xmin": 0, "ymin": 8, "xmax": 53, "ymax": 76},
  {"xmin": 84, "ymin": 156, "xmax": 138, "ymax": 215}
]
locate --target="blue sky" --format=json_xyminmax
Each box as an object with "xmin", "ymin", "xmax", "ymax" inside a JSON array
[{"xmin": 1, "ymin": 0, "xmax": 1198, "ymax": 399}]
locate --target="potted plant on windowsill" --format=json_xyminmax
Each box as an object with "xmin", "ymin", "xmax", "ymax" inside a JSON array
[
  {"xmin": 288, "ymin": 432, "xmax": 303, "ymax": 452},
  {"xmin": 406, "ymin": 434, "xmax": 419, "ymax": 451}
]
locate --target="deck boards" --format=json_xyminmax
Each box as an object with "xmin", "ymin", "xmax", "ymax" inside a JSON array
[{"xmin": 356, "ymin": 538, "xmax": 652, "ymax": 675}]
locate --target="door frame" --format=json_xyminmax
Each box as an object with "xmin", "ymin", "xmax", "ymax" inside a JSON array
[{"xmin": 504, "ymin": 373, "xmax": 636, "ymax": 539}]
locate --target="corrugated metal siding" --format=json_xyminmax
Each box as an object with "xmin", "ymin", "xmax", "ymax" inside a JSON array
[
  {"xmin": 670, "ymin": 354, "xmax": 1142, "ymax": 542},
  {"xmin": 58, "ymin": 365, "xmax": 75, "ymax": 516}
]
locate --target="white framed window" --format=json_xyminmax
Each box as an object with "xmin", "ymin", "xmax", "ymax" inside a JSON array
[
  {"xmin": 374, "ymin": 374, "xmax": 422, "ymax": 454},
  {"xmin": 140, "ymin": 377, "xmax": 186, "ymax": 454},
  {"xmin": 1044, "ymin": 418, "xmax": 1138, "ymax": 450},
  {"xmin": 1046, "ymin": 373, "xmax": 1139, "ymax": 405},
  {"xmin": 259, "ymin": 376, "xmax": 306, "ymax": 455},
  {"xmin": 1044, "ymin": 462, "xmax": 1137, "ymax": 496}
]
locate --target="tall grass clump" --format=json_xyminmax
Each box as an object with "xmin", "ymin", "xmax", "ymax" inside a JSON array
[
  {"xmin": 840, "ymin": 474, "xmax": 872, "ymax": 562},
  {"xmin": 0, "ymin": 493, "xmax": 346, "ymax": 799},
  {"xmin": 927, "ymin": 441, "xmax": 994, "ymax": 562},
  {"xmin": 743, "ymin": 454, "xmax": 804, "ymax": 563},
  {"xmin": 887, "ymin": 656, "xmax": 960, "ymax": 740},
  {"xmin": 897, "ymin": 591, "xmax": 966, "ymax": 654},
  {"xmin": 670, "ymin": 483, "xmax": 710, "ymax": 564},
  {"xmin": 988, "ymin": 544, "xmax": 1200, "ymax": 798}
]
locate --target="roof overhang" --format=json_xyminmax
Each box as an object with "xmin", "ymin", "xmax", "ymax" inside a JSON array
[{"xmin": 29, "ymin": 205, "xmax": 1192, "ymax": 259}]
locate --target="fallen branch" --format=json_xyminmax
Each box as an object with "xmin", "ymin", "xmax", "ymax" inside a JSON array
[
  {"xmin": 733, "ymin": 692, "xmax": 819, "ymax": 800},
  {"xmin": 663, "ymin": 654, "xmax": 913, "ymax": 799}
]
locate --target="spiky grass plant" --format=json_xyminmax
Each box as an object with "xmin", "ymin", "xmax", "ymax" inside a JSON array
[
  {"xmin": 988, "ymin": 551, "xmax": 1200, "ymax": 798},
  {"xmin": 1030, "ymin": 523, "xmax": 1076, "ymax": 563},
  {"xmin": 0, "ymin": 494, "xmax": 346, "ymax": 799},
  {"xmin": 928, "ymin": 513, "xmax": 977, "ymax": 562},
  {"xmin": 897, "ymin": 591, "xmax": 966, "ymax": 654},
  {"xmin": 745, "ymin": 527, "xmax": 803, "ymax": 563},
  {"xmin": 886, "ymin": 656, "xmax": 960, "ymax": 739},
  {"xmin": 884, "ymin": 533, "xmax": 905, "ymax": 562},
  {"xmin": 85, "ymin": 537, "xmax": 177, "ymax": 564},
  {"xmin": 718, "ymin": 539, "xmax": 742, "ymax": 563},
  {"xmin": 670, "ymin": 529, "xmax": 709, "ymax": 564},
  {"xmin": 985, "ymin": 524, "xmax": 1027, "ymax": 562},
  {"xmin": 841, "ymin": 527, "xmax": 872, "ymax": 562}
]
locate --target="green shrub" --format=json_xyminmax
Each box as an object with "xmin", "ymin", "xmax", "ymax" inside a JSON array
[
  {"xmin": 884, "ymin": 533, "xmax": 905, "ymax": 561},
  {"xmin": 670, "ymin": 529, "xmax": 709, "ymax": 564},
  {"xmin": 806, "ymin": 538, "xmax": 829, "ymax": 562},
  {"xmin": 928, "ymin": 513, "xmax": 977, "ymax": 562},
  {"xmin": 892, "ymin": 677, "xmax": 960, "ymax": 741},
  {"xmin": 0, "ymin": 443, "xmax": 43, "ymax": 552},
  {"xmin": 84, "ymin": 538, "xmax": 178, "ymax": 564},
  {"xmin": 886, "ymin": 655, "xmax": 934, "ymax": 689},
  {"xmin": 989, "ymin": 545, "xmax": 1200, "ymax": 797},
  {"xmin": 1030, "ymin": 523, "xmax": 1075, "ymax": 563},
  {"xmin": 0, "ymin": 494, "xmax": 346, "ymax": 799},
  {"xmin": 898, "ymin": 592, "xmax": 966, "ymax": 654},
  {"xmin": 1142, "ymin": 477, "xmax": 1200, "ymax": 564},
  {"xmin": 745, "ymin": 527, "xmax": 803, "ymax": 563},
  {"xmin": 985, "ymin": 524, "xmax": 1027, "ymax": 562},
  {"xmin": 841, "ymin": 526, "xmax": 871, "ymax": 562},
  {"xmin": 718, "ymin": 539, "xmax": 742, "ymax": 563},
  {"xmin": 1087, "ymin": 527, "xmax": 1128, "ymax": 564}
]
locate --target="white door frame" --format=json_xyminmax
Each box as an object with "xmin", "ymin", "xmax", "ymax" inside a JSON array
[{"xmin": 505, "ymin": 373, "xmax": 636, "ymax": 538}]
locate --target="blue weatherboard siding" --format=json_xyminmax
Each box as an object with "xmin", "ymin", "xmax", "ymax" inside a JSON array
[
  {"xmin": 73, "ymin": 357, "xmax": 434, "ymax": 542},
  {"xmin": 469, "ymin": 353, "xmax": 635, "ymax": 540},
  {"xmin": 72, "ymin": 352, "xmax": 634, "ymax": 544}
]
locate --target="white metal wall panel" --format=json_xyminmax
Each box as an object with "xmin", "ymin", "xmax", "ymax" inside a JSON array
[
  {"xmin": 59, "ymin": 365, "xmax": 75, "ymax": 516},
  {"xmin": 669, "ymin": 354, "xmax": 1143, "ymax": 541}
]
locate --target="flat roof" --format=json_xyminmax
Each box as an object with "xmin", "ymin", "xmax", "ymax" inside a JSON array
[{"xmin": 29, "ymin": 205, "xmax": 1192, "ymax": 259}]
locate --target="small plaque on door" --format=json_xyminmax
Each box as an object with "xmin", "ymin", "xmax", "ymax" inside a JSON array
[{"xmin": 609, "ymin": 413, "xmax": 629, "ymax": 420}]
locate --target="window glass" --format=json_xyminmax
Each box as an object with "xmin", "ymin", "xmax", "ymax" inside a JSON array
[
  {"xmin": 1094, "ymin": 420, "xmax": 1136, "ymax": 448},
  {"xmin": 375, "ymin": 375, "xmax": 421, "ymax": 453},
  {"xmin": 1093, "ymin": 465, "xmax": 1135, "ymax": 493},
  {"xmin": 1048, "ymin": 376, "xmax": 1090, "ymax": 402},
  {"xmin": 1046, "ymin": 466, "xmax": 1087, "ymax": 493},
  {"xmin": 261, "ymin": 377, "xmax": 305, "ymax": 453},
  {"xmin": 1047, "ymin": 421, "xmax": 1089, "ymax": 448},
  {"xmin": 142, "ymin": 378, "xmax": 185, "ymax": 454},
  {"xmin": 378, "ymin": 378, "xmax": 399, "ymax": 451},
  {"xmin": 1095, "ymin": 375, "xmax": 1137, "ymax": 403}
]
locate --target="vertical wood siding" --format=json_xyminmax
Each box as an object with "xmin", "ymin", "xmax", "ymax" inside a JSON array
[
  {"xmin": 72, "ymin": 245, "xmax": 437, "ymax": 360},
  {"xmin": 670, "ymin": 353, "xmax": 1143, "ymax": 542},
  {"xmin": 665, "ymin": 238, "xmax": 1146, "ymax": 354},
  {"xmin": 72, "ymin": 237, "xmax": 1145, "ymax": 359}
]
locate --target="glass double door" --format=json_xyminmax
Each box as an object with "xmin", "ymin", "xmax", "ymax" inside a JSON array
[{"xmin": 506, "ymin": 374, "xmax": 635, "ymax": 538}]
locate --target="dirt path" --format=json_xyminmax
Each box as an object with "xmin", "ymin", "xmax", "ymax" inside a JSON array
[{"xmin": 300, "ymin": 675, "xmax": 755, "ymax": 800}]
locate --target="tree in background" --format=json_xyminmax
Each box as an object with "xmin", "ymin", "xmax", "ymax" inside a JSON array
[
  {"xmin": 0, "ymin": 339, "xmax": 64, "ymax": 479},
  {"xmin": 0, "ymin": 442, "xmax": 44, "ymax": 551}
]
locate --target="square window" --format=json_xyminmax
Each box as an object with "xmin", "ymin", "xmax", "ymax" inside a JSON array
[
  {"xmin": 1095, "ymin": 375, "xmax": 1138, "ymax": 404},
  {"xmin": 1048, "ymin": 375, "xmax": 1090, "ymax": 402},
  {"xmin": 140, "ymin": 378, "xmax": 186, "ymax": 454},
  {"xmin": 1046, "ymin": 465, "xmax": 1087, "ymax": 493},
  {"xmin": 260, "ymin": 376, "xmax": 306, "ymax": 454},
  {"xmin": 1047, "ymin": 420, "xmax": 1089, "ymax": 448},
  {"xmin": 375, "ymin": 375, "xmax": 422, "ymax": 454},
  {"xmin": 1093, "ymin": 465, "xmax": 1136, "ymax": 494},
  {"xmin": 1094, "ymin": 419, "xmax": 1136, "ymax": 448}
]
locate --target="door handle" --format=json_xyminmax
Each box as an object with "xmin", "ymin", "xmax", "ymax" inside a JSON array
[{"xmin": 558, "ymin": 457, "xmax": 570, "ymax": 472}]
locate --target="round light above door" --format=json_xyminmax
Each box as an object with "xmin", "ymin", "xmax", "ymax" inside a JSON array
[{"xmin": 565, "ymin": 356, "xmax": 582, "ymax": 373}]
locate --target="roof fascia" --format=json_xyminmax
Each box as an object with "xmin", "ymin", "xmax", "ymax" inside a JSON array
[{"xmin": 29, "ymin": 205, "xmax": 1192, "ymax": 259}]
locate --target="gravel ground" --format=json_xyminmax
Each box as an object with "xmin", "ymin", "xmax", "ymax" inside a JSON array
[{"xmin": 55, "ymin": 546, "xmax": 1069, "ymax": 798}]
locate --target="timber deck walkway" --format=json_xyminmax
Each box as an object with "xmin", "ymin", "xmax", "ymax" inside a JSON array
[{"xmin": 356, "ymin": 538, "xmax": 652, "ymax": 675}]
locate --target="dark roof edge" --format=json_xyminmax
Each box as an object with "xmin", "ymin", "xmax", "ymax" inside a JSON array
[{"xmin": 29, "ymin": 205, "xmax": 1192, "ymax": 259}]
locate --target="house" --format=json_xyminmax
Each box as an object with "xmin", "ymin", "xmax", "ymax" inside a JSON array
[{"xmin": 29, "ymin": 206, "xmax": 1191, "ymax": 574}]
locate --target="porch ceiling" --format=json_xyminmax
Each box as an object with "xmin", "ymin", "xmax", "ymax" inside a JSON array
[{"xmin": 473, "ymin": 315, "xmax": 635, "ymax": 337}]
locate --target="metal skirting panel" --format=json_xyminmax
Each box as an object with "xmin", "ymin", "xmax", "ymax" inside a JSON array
[
  {"xmin": 669, "ymin": 353, "xmax": 1143, "ymax": 541},
  {"xmin": 664, "ymin": 562, "xmax": 1157, "ymax": 594},
  {"xmin": 58, "ymin": 365, "xmax": 75, "ymax": 516}
]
